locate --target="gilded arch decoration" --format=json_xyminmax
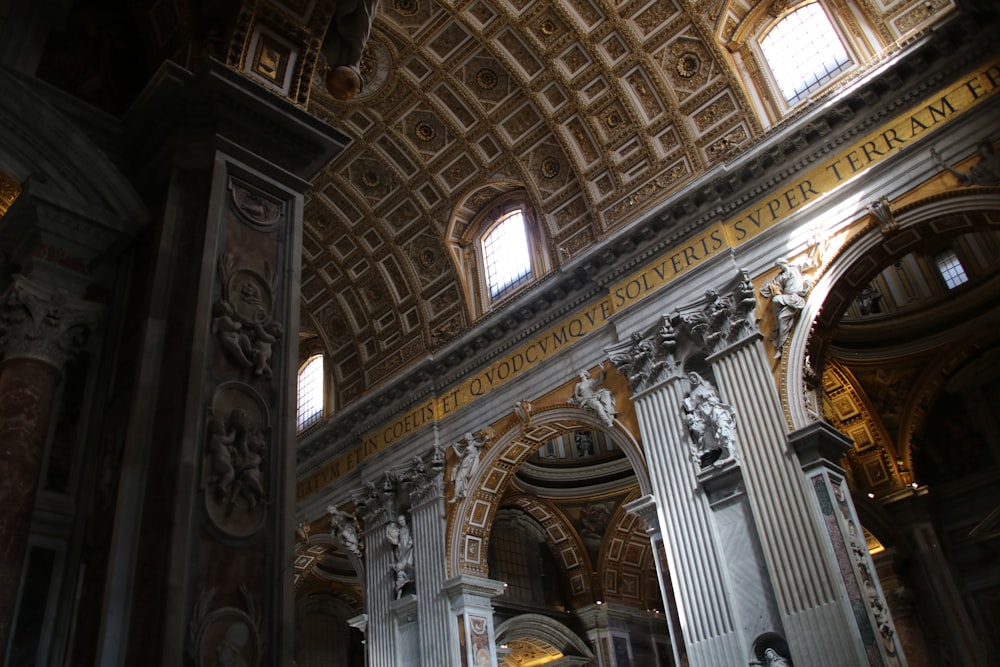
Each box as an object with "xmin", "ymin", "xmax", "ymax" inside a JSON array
[
  {"xmin": 447, "ymin": 404, "xmax": 651, "ymax": 580},
  {"xmin": 783, "ymin": 188, "xmax": 1000, "ymax": 432}
]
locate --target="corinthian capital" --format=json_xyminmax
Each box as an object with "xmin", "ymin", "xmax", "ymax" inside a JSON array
[{"xmin": 0, "ymin": 275, "xmax": 102, "ymax": 367}]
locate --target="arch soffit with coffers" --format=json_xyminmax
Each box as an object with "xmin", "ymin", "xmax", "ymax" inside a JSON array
[
  {"xmin": 447, "ymin": 404, "xmax": 651, "ymax": 580},
  {"xmin": 782, "ymin": 188, "xmax": 1000, "ymax": 431}
]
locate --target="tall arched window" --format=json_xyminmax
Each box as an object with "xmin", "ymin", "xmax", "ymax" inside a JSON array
[
  {"xmin": 760, "ymin": 2, "xmax": 852, "ymax": 105},
  {"xmin": 482, "ymin": 209, "xmax": 532, "ymax": 300},
  {"xmin": 451, "ymin": 189, "xmax": 552, "ymax": 319},
  {"xmin": 297, "ymin": 354, "xmax": 325, "ymax": 432}
]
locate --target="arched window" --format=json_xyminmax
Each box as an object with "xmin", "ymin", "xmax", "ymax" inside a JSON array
[
  {"xmin": 297, "ymin": 354, "xmax": 325, "ymax": 432},
  {"xmin": 759, "ymin": 2, "xmax": 852, "ymax": 105},
  {"xmin": 451, "ymin": 189, "xmax": 552, "ymax": 319},
  {"xmin": 482, "ymin": 209, "xmax": 532, "ymax": 300}
]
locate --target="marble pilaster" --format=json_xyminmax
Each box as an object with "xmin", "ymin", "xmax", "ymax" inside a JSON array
[
  {"xmin": 354, "ymin": 476, "xmax": 407, "ymax": 667},
  {"xmin": 405, "ymin": 448, "xmax": 457, "ymax": 667},
  {"xmin": 789, "ymin": 420, "xmax": 906, "ymax": 666},
  {"xmin": 629, "ymin": 377, "xmax": 744, "ymax": 665},
  {"xmin": 444, "ymin": 575, "xmax": 506, "ymax": 667},
  {"xmin": 90, "ymin": 62, "xmax": 347, "ymax": 667},
  {"xmin": 624, "ymin": 495, "xmax": 683, "ymax": 667}
]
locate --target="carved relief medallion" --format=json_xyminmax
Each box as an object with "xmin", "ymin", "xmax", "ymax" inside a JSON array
[{"xmin": 203, "ymin": 382, "xmax": 270, "ymax": 537}]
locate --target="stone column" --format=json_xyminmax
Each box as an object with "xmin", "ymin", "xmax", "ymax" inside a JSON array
[
  {"xmin": 444, "ymin": 575, "xmax": 505, "ymax": 667},
  {"xmin": 610, "ymin": 269, "xmax": 902, "ymax": 666},
  {"xmin": 355, "ymin": 480, "xmax": 401, "ymax": 667},
  {"xmin": 626, "ymin": 374, "xmax": 744, "ymax": 665},
  {"xmin": 879, "ymin": 488, "xmax": 987, "ymax": 664},
  {"xmin": 405, "ymin": 447, "xmax": 458, "ymax": 667},
  {"xmin": 0, "ymin": 275, "xmax": 100, "ymax": 653}
]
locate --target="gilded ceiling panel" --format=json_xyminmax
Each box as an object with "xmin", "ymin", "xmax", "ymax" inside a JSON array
[{"xmin": 295, "ymin": 0, "xmax": 764, "ymax": 403}]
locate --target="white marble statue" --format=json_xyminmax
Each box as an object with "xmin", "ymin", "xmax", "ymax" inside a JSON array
[
  {"xmin": 450, "ymin": 431, "xmax": 487, "ymax": 503},
  {"xmin": 569, "ymin": 364, "xmax": 617, "ymax": 426},
  {"xmin": 759, "ymin": 258, "xmax": 809, "ymax": 358},
  {"xmin": 327, "ymin": 505, "xmax": 361, "ymax": 557},
  {"xmin": 683, "ymin": 372, "xmax": 737, "ymax": 466}
]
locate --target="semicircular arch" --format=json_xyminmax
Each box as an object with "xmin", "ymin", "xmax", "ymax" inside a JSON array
[
  {"xmin": 783, "ymin": 189, "xmax": 1000, "ymax": 431},
  {"xmin": 448, "ymin": 403, "xmax": 651, "ymax": 579},
  {"xmin": 494, "ymin": 613, "xmax": 595, "ymax": 661}
]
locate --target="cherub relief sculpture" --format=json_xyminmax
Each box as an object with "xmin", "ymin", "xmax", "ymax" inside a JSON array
[
  {"xmin": 682, "ymin": 372, "xmax": 737, "ymax": 467},
  {"xmin": 213, "ymin": 254, "xmax": 282, "ymax": 380},
  {"xmin": 569, "ymin": 364, "xmax": 617, "ymax": 426},
  {"xmin": 759, "ymin": 258, "xmax": 810, "ymax": 359},
  {"xmin": 204, "ymin": 406, "xmax": 268, "ymax": 525}
]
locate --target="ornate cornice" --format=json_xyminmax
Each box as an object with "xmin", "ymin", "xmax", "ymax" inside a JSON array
[
  {"xmin": 608, "ymin": 270, "xmax": 758, "ymax": 395},
  {"xmin": 0, "ymin": 275, "xmax": 102, "ymax": 368}
]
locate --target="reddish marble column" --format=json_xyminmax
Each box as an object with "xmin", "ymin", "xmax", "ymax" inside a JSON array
[
  {"xmin": 0, "ymin": 275, "xmax": 100, "ymax": 656},
  {"xmin": 0, "ymin": 356, "xmax": 61, "ymax": 651}
]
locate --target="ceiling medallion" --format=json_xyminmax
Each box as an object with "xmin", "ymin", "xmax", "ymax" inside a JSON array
[
  {"xmin": 539, "ymin": 18, "xmax": 557, "ymax": 36},
  {"xmin": 677, "ymin": 52, "xmax": 700, "ymax": 78},
  {"xmin": 415, "ymin": 121, "xmax": 437, "ymax": 142},
  {"xmin": 418, "ymin": 247, "xmax": 438, "ymax": 269},
  {"xmin": 606, "ymin": 110, "xmax": 623, "ymax": 129},
  {"xmin": 394, "ymin": 0, "xmax": 418, "ymax": 16},
  {"xmin": 361, "ymin": 170, "xmax": 381, "ymax": 188},
  {"xmin": 540, "ymin": 156, "xmax": 561, "ymax": 179},
  {"xmin": 476, "ymin": 68, "xmax": 498, "ymax": 90}
]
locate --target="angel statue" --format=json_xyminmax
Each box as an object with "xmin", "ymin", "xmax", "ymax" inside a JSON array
[
  {"xmin": 570, "ymin": 364, "xmax": 617, "ymax": 426},
  {"xmin": 450, "ymin": 430, "xmax": 489, "ymax": 504},
  {"xmin": 759, "ymin": 258, "xmax": 810, "ymax": 359},
  {"xmin": 386, "ymin": 514, "xmax": 414, "ymax": 598}
]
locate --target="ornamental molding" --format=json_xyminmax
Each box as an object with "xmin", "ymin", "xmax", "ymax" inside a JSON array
[
  {"xmin": 608, "ymin": 269, "xmax": 758, "ymax": 395},
  {"xmin": 0, "ymin": 275, "xmax": 102, "ymax": 367}
]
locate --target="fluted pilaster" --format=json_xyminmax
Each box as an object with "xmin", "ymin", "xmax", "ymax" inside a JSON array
[
  {"xmin": 632, "ymin": 377, "xmax": 743, "ymax": 665},
  {"xmin": 356, "ymin": 487, "xmax": 399, "ymax": 667},
  {"xmin": 409, "ymin": 470, "xmax": 455, "ymax": 666},
  {"xmin": 712, "ymin": 336, "xmax": 865, "ymax": 665},
  {"xmin": 625, "ymin": 495, "xmax": 684, "ymax": 667}
]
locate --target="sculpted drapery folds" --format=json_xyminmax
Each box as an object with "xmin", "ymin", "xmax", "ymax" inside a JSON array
[
  {"xmin": 449, "ymin": 429, "xmax": 491, "ymax": 504},
  {"xmin": 569, "ymin": 364, "xmax": 617, "ymax": 426},
  {"xmin": 759, "ymin": 259, "xmax": 810, "ymax": 359}
]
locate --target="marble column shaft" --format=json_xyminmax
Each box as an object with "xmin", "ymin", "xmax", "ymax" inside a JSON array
[
  {"xmin": 0, "ymin": 276, "xmax": 99, "ymax": 655},
  {"xmin": 361, "ymin": 506, "xmax": 400, "ymax": 667},
  {"xmin": 410, "ymin": 479, "xmax": 455, "ymax": 667},
  {"xmin": 0, "ymin": 357, "xmax": 61, "ymax": 651},
  {"xmin": 633, "ymin": 378, "xmax": 743, "ymax": 665},
  {"xmin": 711, "ymin": 337, "xmax": 866, "ymax": 665}
]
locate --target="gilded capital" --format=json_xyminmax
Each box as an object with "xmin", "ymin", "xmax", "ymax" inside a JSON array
[{"xmin": 0, "ymin": 275, "xmax": 102, "ymax": 368}]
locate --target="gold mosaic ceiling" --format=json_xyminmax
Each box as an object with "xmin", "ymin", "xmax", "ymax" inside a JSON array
[{"xmin": 296, "ymin": 0, "xmax": 768, "ymax": 404}]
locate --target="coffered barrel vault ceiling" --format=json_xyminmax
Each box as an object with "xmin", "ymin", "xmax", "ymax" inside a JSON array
[{"xmin": 246, "ymin": 0, "xmax": 943, "ymax": 405}]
